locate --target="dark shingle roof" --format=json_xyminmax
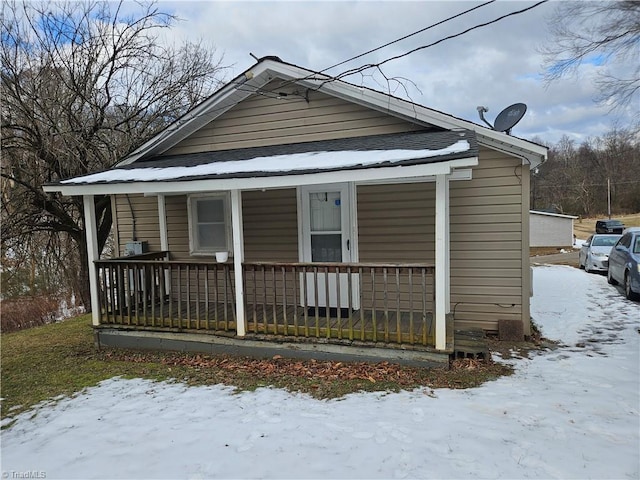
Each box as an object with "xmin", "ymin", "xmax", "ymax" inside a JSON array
[
  {"xmin": 57, "ymin": 129, "xmax": 478, "ymax": 186},
  {"xmin": 126, "ymin": 129, "xmax": 477, "ymax": 173}
]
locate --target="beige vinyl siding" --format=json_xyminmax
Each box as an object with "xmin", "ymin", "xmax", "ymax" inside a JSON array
[
  {"xmin": 450, "ymin": 148, "xmax": 525, "ymax": 332},
  {"xmin": 163, "ymin": 83, "xmax": 424, "ymax": 156},
  {"xmin": 357, "ymin": 149, "xmax": 526, "ymax": 332},
  {"xmin": 357, "ymin": 183, "xmax": 436, "ymax": 312},
  {"xmin": 165, "ymin": 195, "xmax": 190, "ymax": 260},
  {"xmin": 163, "ymin": 190, "xmax": 298, "ymax": 262},
  {"xmin": 242, "ymin": 189, "xmax": 298, "ymax": 262},
  {"xmin": 357, "ymin": 183, "xmax": 435, "ymax": 263},
  {"xmin": 113, "ymin": 194, "xmax": 161, "ymax": 256}
]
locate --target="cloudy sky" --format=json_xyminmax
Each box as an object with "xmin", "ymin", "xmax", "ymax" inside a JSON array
[{"xmin": 154, "ymin": 0, "xmax": 633, "ymax": 146}]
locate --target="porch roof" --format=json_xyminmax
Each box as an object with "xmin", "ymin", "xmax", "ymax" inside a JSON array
[{"xmin": 45, "ymin": 130, "xmax": 479, "ymax": 195}]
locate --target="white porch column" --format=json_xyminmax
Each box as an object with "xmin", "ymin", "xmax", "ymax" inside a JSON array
[
  {"xmin": 434, "ymin": 174, "xmax": 451, "ymax": 350},
  {"xmin": 230, "ymin": 189, "xmax": 246, "ymax": 336},
  {"xmin": 157, "ymin": 194, "xmax": 171, "ymax": 294},
  {"xmin": 83, "ymin": 195, "xmax": 101, "ymax": 326},
  {"xmin": 157, "ymin": 194, "xmax": 168, "ymax": 251}
]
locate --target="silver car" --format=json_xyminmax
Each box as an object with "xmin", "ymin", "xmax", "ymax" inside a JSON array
[
  {"xmin": 579, "ymin": 234, "xmax": 621, "ymax": 273},
  {"xmin": 607, "ymin": 228, "xmax": 640, "ymax": 300}
]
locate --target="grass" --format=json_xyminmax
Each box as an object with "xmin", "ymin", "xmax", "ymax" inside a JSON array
[
  {"xmin": 1, "ymin": 315, "xmax": 513, "ymax": 421},
  {"xmin": 573, "ymin": 213, "xmax": 640, "ymax": 238}
]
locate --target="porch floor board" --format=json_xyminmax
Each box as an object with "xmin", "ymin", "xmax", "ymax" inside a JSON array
[{"xmin": 101, "ymin": 300, "xmax": 439, "ymax": 347}]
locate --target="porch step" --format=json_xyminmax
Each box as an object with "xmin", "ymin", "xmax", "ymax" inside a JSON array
[{"xmin": 452, "ymin": 328, "xmax": 489, "ymax": 361}]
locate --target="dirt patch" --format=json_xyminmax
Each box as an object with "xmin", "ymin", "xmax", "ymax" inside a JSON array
[
  {"xmin": 93, "ymin": 348, "xmax": 514, "ymax": 398},
  {"xmin": 530, "ymin": 247, "xmax": 573, "ymax": 256}
]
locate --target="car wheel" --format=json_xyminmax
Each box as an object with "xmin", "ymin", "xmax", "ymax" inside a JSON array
[
  {"xmin": 585, "ymin": 260, "xmax": 592, "ymax": 274},
  {"xmin": 607, "ymin": 268, "xmax": 618, "ymax": 285},
  {"xmin": 624, "ymin": 272, "xmax": 639, "ymax": 301},
  {"xmin": 578, "ymin": 255, "xmax": 584, "ymax": 269}
]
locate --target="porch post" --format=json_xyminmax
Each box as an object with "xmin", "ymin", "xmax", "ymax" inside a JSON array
[
  {"xmin": 157, "ymin": 194, "xmax": 171, "ymax": 294},
  {"xmin": 230, "ymin": 189, "xmax": 246, "ymax": 336},
  {"xmin": 157, "ymin": 194, "xmax": 168, "ymax": 251},
  {"xmin": 434, "ymin": 174, "xmax": 450, "ymax": 350},
  {"xmin": 83, "ymin": 195, "xmax": 101, "ymax": 326}
]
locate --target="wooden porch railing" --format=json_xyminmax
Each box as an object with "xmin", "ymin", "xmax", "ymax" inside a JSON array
[
  {"xmin": 96, "ymin": 252, "xmax": 235, "ymax": 331},
  {"xmin": 95, "ymin": 256, "xmax": 436, "ymax": 347},
  {"xmin": 244, "ymin": 262, "xmax": 436, "ymax": 345}
]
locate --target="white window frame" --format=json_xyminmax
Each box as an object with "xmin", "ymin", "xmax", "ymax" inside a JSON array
[{"xmin": 187, "ymin": 192, "xmax": 232, "ymax": 256}]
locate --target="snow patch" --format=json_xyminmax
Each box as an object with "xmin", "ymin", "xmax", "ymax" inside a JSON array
[{"xmin": 1, "ymin": 266, "xmax": 638, "ymax": 479}]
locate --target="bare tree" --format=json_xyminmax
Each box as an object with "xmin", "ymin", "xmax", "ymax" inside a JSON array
[
  {"xmin": 1, "ymin": 0, "xmax": 228, "ymax": 308},
  {"xmin": 541, "ymin": 1, "xmax": 640, "ymax": 109},
  {"xmin": 531, "ymin": 128, "xmax": 640, "ymax": 217}
]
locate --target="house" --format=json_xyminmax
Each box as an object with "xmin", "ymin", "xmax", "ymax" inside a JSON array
[
  {"xmin": 530, "ymin": 210, "xmax": 578, "ymax": 248},
  {"xmin": 44, "ymin": 57, "xmax": 547, "ymax": 366}
]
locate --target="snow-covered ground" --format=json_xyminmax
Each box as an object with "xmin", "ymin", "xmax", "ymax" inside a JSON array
[{"xmin": 2, "ymin": 265, "xmax": 639, "ymax": 479}]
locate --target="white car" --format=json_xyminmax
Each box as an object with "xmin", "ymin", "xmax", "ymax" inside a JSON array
[{"xmin": 579, "ymin": 234, "xmax": 622, "ymax": 273}]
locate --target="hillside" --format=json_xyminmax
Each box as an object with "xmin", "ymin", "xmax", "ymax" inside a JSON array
[{"xmin": 573, "ymin": 213, "xmax": 640, "ymax": 239}]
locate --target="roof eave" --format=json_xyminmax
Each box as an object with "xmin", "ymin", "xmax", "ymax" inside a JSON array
[
  {"xmin": 247, "ymin": 60, "xmax": 547, "ymax": 169},
  {"xmin": 280, "ymin": 66, "xmax": 547, "ymax": 169},
  {"xmin": 44, "ymin": 155, "xmax": 478, "ymax": 197},
  {"xmin": 116, "ymin": 61, "xmax": 278, "ymax": 166}
]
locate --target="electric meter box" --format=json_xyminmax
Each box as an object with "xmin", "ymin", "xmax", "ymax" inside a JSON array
[{"xmin": 124, "ymin": 241, "xmax": 148, "ymax": 256}]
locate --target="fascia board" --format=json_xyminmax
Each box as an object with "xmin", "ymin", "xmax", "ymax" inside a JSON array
[
  {"xmin": 269, "ymin": 62, "xmax": 547, "ymax": 169},
  {"xmin": 117, "ymin": 63, "xmax": 277, "ymax": 166},
  {"xmin": 44, "ymin": 156, "xmax": 478, "ymax": 197}
]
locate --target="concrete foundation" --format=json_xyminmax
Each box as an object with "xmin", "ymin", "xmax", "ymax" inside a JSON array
[{"xmin": 95, "ymin": 328, "xmax": 450, "ymax": 368}]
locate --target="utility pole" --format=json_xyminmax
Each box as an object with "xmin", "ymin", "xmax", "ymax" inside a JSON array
[{"xmin": 607, "ymin": 177, "xmax": 611, "ymax": 219}]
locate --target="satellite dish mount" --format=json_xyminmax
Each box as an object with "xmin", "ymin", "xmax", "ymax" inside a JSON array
[{"xmin": 476, "ymin": 103, "xmax": 527, "ymax": 135}]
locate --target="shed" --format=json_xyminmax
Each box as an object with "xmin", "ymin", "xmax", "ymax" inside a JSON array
[{"xmin": 530, "ymin": 210, "xmax": 578, "ymax": 247}]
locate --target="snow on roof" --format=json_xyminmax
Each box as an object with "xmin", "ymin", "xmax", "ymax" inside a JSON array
[{"xmin": 62, "ymin": 140, "xmax": 470, "ymax": 185}]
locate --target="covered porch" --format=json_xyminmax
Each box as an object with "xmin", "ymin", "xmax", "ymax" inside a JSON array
[{"xmin": 46, "ymin": 130, "xmax": 481, "ymax": 359}]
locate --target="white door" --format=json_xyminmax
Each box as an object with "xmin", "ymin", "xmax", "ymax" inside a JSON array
[{"xmin": 300, "ymin": 184, "xmax": 359, "ymax": 309}]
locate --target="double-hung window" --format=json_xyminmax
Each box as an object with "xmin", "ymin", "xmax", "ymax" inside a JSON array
[{"xmin": 188, "ymin": 193, "xmax": 231, "ymax": 255}]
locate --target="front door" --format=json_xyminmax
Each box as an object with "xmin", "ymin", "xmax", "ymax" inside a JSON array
[{"xmin": 300, "ymin": 184, "xmax": 358, "ymax": 309}]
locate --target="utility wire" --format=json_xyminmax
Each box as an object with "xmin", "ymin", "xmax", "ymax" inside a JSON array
[
  {"xmin": 256, "ymin": 0, "xmax": 498, "ymax": 97},
  {"xmin": 330, "ymin": 0, "xmax": 549, "ymax": 83},
  {"xmin": 128, "ymin": 1, "xmax": 547, "ymax": 158},
  {"xmin": 320, "ymin": 0, "xmax": 496, "ymax": 74}
]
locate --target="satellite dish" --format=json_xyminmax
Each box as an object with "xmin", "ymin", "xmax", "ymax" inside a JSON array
[
  {"xmin": 476, "ymin": 103, "xmax": 527, "ymax": 135},
  {"xmin": 493, "ymin": 103, "xmax": 527, "ymax": 134}
]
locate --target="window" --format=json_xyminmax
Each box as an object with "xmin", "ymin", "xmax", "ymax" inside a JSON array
[{"xmin": 188, "ymin": 194, "xmax": 231, "ymax": 255}]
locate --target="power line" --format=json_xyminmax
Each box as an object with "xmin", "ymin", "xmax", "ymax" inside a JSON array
[
  {"xmin": 130, "ymin": 2, "xmax": 549, "ymax": 158},
  {"xmin": 321, "ymin": 0, "xmax": 496, "ymax": 74},
  {"xmin": 329, "ymin": 0, "xmax": 549, "ymax": 83},
  {"xmin": 251, "ymin": 0, "xmax": 498, "ymax": 99},
  {"xmin": 534, "ymin": 180, "xmax": 639, "ymax": 188}
]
